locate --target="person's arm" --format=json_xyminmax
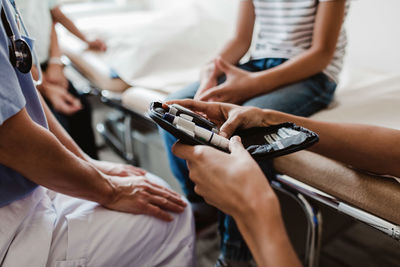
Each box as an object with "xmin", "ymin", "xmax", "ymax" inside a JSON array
[
  {"xmin": 0, "ymin": 107, "xmax": 186, "ymax": 221},
  {"xmin": 264, "ymin": 110, "xmax": 400, "ymax": 178},
  {"xmin": 172, "ymin": 137, "xmax": 301, "ymax": 267},
  {"xmin": 197, "ymin": 0, "xmax": 346, "ymax": 103},
  {"xmin": 45, "ymin": 22, "xmax": 69, "ymax": 88},
  {"xmin": 165, "ymin": 100, "xmax": 400, "ymax": 178},
  {"xmin": 40, "ymin": 92, "xmax": 146, "ymax": 177},
  {"xmin": 194, "ymin": 0, "xmax": 255, "ymax": 98},
  {"xmin": 51, "ymin": 6, "xmax": 107, "ymax": 51}
]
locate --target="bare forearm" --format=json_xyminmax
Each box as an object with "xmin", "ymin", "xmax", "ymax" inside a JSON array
[
  {"xmin": 266, "ymin": 110, "xmax": 400, "ymax": 177},
  {"xmin": 218, "ymin": 38, "xmax": 251, "ymax": 66},
  {"xmin": 215, "ymin": 0, "xmax": 254, "ymax": 71},
  {"xmin": 51, "ymin": 7, "xmax": 87, "ymax": 43},
  {"xmin": 39, "ymin": 94, "xmax": 89, "ymax": 160},
  {"xmin": 49, "ymin": 23, "xmax": 63, "ymax": 58},
  {"xmin": 252, "ymin": 48, "xmax": 333, "ymax": 95},
  {"xmin": 0, "ymin": 109, "xmax": 113, "ymax": 204},
  {"xmin": 234, "ymin": 197, "xmax": 301, "ymax": 267}
]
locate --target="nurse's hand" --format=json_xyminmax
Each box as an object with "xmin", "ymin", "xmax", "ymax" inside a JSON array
[
  {"xmin": 172, "ymin": 136, "xmax": 278, "ymax": 218},
  {"xmin": 90, "ymin": 159, "xmax": 146, "ymax": 177},
  {"xmin": 105, "ymin": 176, "xmax": 187, "ymax": 221},
  {"xmin": 164, "ymin": 99, "xmax": 270, "ymax": 138}
]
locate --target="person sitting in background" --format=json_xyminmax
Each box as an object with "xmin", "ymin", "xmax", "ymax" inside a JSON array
[
  {"xmin": 17, "ymin": 0, "xmax": 107, "ymax": 159},
  {"xmin": 162, "ymin": 0, "xmax": 349, "ymax": 265},
  {"xmin": 169, "ymin": 99, "xmax": 400, "ymax": 267}
]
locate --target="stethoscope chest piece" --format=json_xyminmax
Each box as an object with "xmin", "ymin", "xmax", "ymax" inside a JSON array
[
  {"xmin": 2, "ymin": 6, "xmax": 33, "ymax": 74},
  {"xmin": 10, "ymin": 37, "xmax": 32, "ymax": 73}
]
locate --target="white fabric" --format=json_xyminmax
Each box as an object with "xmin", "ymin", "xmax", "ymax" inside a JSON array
[
  {"xmin": 0, "ymin": 174, "xmax": 195, "ymax": 267},
  {"xmin": 58, "ymin": 0, "xmax": 239, "ymax": 93},
  {"xmin": 312, "ymin": 73, "xmax": 400, "ymax": 130}
]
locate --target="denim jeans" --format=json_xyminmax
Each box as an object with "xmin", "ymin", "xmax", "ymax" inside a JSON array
[{"xmin": 161, "ymin": 58, "xmax": 337, "ymax": 261}]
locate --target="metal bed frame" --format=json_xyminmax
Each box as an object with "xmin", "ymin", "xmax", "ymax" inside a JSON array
[{"xmin": 272, "ymin": 174, "xmax": 400, "ymax": 267}]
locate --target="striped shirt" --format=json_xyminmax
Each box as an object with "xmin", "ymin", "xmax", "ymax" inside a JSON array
[{"xmin": 250, "ymin": 0, "xmax": 350, "ymax": 83}]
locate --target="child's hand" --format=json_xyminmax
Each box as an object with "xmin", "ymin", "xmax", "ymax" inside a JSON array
[
  {"xmin": 196, "ymin": 57, "xmax": 259, "ymax": 104},
  {"xmin": 194, "ymin": 61, "xmax": 220, "ymax": 100}
]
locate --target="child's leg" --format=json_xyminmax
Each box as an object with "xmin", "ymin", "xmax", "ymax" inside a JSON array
[{"xmin": 219, "ymin": 72, "xmax": 337, "ymax": 262}]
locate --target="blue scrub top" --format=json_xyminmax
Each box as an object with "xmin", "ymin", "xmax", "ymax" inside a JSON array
[{"xmin": 0, "ymin": 0, "xmax": 48, "ymax": 207}]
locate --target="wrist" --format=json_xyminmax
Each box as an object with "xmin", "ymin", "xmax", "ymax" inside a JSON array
[
  {"xmin": 261, "ymin": 109, "xmax": 288, "ymax": 126},
  {"xmin": 100, "ymin": 174, "xmax": 120, "ymax": 206},
  {"xmin": 48, "ymin": 57, "xmax": 64, "ymax": 67}
]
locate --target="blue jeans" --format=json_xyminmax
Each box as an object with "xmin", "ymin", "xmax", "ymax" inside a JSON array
[{"xmin": 161, "ymin": 58, "xmax": 336, "ymax": 261}]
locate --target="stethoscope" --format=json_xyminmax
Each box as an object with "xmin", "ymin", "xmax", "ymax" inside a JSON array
[{"xmin": 1, "ymin": 0, "xmax": 42, "ymax": 85}]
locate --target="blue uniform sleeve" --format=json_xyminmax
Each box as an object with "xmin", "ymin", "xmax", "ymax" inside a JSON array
[{"xmin": 0, "ymin": 13, "xmax": 26, "ymax": 125}]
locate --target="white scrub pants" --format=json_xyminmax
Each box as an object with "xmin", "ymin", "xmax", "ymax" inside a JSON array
[{"xmin": 0, "ymin": 174, "xmax": 195, "ymax": 267}]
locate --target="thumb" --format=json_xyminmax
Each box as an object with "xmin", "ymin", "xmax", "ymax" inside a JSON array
[
  {"xmin": 229, "ymin": 136, "xmax": 245, "ymax": 154},
  {"xmin": 215, "ymin": 56, "xmax": 233, "ymax": 74}
]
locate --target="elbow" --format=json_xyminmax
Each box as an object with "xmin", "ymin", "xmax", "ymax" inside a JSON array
[
  {"xmin": 310, "ymin": 45, "xmax": 336, "ymax": 72},
  {"xmin": 231, "ymin": 36, "xmax": 252, "ymax": 54}
]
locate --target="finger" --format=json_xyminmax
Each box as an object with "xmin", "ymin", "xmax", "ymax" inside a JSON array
[
  {"xmin": 146, "ymin": 180, "xmax": 182, "ymax": 198},
  {"xmin": 171, "ymin": 141, "xmax": 197, "ymax": 161},
  {"xmin": 164, "ymin": 99, "xmax": 213, "ymax": 115},
  {"xmin": 229, "ymin": 136, "xmax": 246, "ymax": 154},
  {"xmin": 55, "ymin": 101, "xmax": 74, "ymax": 115},
  {"xmin": 148, "ymin": 195, "xmax": 185, "ymax": 213},
  {"xmin": 127, "ymin": 165, "xmax": 146, "ymax": 176},
  {"xmin": 145, "ymin": 203, "xmax": 173, "ymax": 221},
  {"xmin": 198, "ymin": 85, "xmax": 224, "ymax": 102},
  {"xmin": 64, "ymin": 93, "xmax": 82, "ymax": 110},
  {"xmin": 219, "ymin": 116, "xmax": 242, "ymax": 138},
  {"xmin": 215, "ymin": 56, "xmax": 234, "ymax": 74},
  {"xmin": 146, "ymin": 186, "xmax": 187, "ymax": 208}
]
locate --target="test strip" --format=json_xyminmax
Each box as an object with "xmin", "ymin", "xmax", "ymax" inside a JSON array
[
  {"xmin": 271, "ymin": 133, "xmax": 281, "ymax": 141},
  {"xmin": 264, "ymin": 134, "xmax": 275, "ymax": 144}
]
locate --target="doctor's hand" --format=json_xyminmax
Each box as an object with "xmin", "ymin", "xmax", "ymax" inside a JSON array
[
  {"xmin": 105, "ymin": 176, "xmax": 187, "ymax": 221},
  {"xmin": 42, "ymin": 83, "xmax": 82, "ymax": 115},
  {"xmin": 165, "ymin": 99, "xmax": 270, "ymax": 138},
  {"xmin": 196, "ymin": 57, "xmax": 259, "ymax": 104},
  {"xmin": 172, "ymin": 136, "xmax": 278, "ymax": 218},
  {"xmin": 90, "ymin": 159, "xmax": 146, "ymax": 177}
]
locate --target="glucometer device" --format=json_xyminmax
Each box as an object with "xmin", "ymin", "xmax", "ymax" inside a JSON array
[{"xmin": 148, "ymin": 102, "xmax": 319, "ymax": 159}]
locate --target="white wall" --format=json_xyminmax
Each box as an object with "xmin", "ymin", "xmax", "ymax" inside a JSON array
[{"xmin": 345, "ymin": 0, "xmax": 400, "ymax": 73}]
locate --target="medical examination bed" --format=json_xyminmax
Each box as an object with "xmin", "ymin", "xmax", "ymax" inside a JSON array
[{"xmin": 59, "ymin": 1, "xmax": 400, "ymax": 266}]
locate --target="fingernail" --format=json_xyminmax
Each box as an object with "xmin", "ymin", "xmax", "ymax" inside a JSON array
[{"xmin": 232, "ymin": 135, "xmax": 241, "ymax": 142}]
